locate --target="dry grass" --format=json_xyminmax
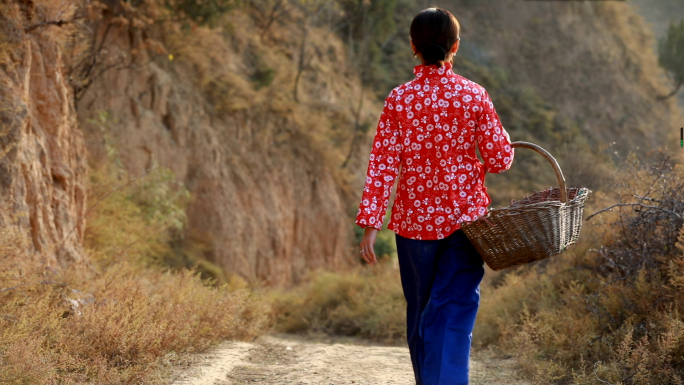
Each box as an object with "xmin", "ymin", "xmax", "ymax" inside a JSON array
[
  {"xmin": 271, "ymin": 259, "xmax": 406, "ymax": 345},
  {"xmin": 475, "ymin": 152, "xmax": 684, "ymax": 384},
  {"xmin": 0, "ymin": 253, "xmax": 272, "ymax": 384},
  {"xmin": 0, "ymin": 191, "xmax": 273, "ymax": 384},
  {"xmin": 0, "ymin": 153, "xmax": 273, "ymax": 383}
]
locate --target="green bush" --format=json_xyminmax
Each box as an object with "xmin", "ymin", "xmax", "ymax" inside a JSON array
[{"xmin": 84, "ymin": 111, "xmax": 227, "ymax": 284}]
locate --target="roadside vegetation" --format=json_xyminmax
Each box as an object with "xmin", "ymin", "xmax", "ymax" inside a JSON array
[
  {"xmin": 0, "ymin": 123, "xmax": 272, "ymax": 383},
  {"xmin": 272, "ymin": 259, "xmax": 406, "ymax": 344},
  {"xmin": 477, "ymin": 152, "xmax": 684, "ymax": 384},
  {"xmin": 0, "ymin": 248, "xmax": 271, "ymax": 384}
]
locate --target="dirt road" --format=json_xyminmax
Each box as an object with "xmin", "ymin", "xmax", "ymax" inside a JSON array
[{"xmin": 169, "ymin": 334, "xmax": 529, "ymax": 385}]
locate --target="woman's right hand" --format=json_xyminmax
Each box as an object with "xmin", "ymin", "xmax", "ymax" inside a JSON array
[{"xmin": 359, "ymin": 227, "xmax": 379, "ymax": 265}]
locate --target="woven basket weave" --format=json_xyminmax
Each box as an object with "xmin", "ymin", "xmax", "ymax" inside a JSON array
[{"xmin": 460, "ymin": 141, "xmax": 591, "ymax": 271}]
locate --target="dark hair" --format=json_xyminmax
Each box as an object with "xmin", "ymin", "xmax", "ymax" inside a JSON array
[{"xmin": 410, "ymin": 7, "xmax": 461, "ymax": 67}]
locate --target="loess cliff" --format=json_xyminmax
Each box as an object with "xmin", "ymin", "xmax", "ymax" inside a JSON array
[
  {"xmin": 74, "ymin": 3, "xmax": 380, "ymax": 285},
  {"xmin": 0, "ymin": 1, "xmax": 86, "ymax": 268},
  {"xmin": 0, "ymin": 0, "xmax": 681, "ymax": 286}
]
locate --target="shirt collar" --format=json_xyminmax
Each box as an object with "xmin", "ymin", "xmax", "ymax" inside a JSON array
[{"xmin": 413, "ymin": 62, "xmax": 454, "ymax": 79}]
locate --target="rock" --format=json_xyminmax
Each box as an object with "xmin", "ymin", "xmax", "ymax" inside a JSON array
[
  {"xmin": 60, "ymin": 288, "xmax": 96, "ymax": 317},
  {"xmin": 0, "ymin": 4, "xmax": 87, "ymax": 268}
]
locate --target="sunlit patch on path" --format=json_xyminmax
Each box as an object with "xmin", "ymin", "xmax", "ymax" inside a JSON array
[{"xmin": 171, "ymin": 334, "xmax": 530, "ymax": 385}]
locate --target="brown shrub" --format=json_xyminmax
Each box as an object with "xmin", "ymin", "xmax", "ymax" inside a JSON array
[
  {"xmin": 0, "ymin": 235, "xmax": 273, "ymax": 384},
  {"xmin": 271, "ymin": 259, "xmax": 406, "ymax": 345},
  {"xmin": 0, "ymin": 146, "xmax": 273, "ymax": 383},
  {"xmin": 477, "ymin": 151, "xmax": 684, "ymax": 384}
]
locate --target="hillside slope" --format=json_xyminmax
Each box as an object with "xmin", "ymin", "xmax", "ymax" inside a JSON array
[
  {"xmin": 629, "ymin": 0, "xmax": 684, "ymax": 110},
  {"xmin": 1, "ymin": 0, "xmax": 681, "ymax": 286},
  {"xmin": 452, "ymin": 1, "xmax": 681, "ymax": 202},
  {"xmin": 76, "ymin": 3, "xmax": 380, "ymax": 285}
]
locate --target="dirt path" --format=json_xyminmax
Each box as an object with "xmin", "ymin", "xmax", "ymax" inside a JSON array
[{"xmin": 169, "ymin": 334, "xmax": 530, "ymax": 385}]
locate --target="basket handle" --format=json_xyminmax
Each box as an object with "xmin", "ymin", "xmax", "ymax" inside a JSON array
[{"xmin": 510, "ymin": 141, "xmax": 568, "ymax": 204}]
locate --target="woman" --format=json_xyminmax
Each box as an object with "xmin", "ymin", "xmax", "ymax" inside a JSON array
[{"xmin": 355, "ymin": 7, "xmax": 514, "ymax": 385}]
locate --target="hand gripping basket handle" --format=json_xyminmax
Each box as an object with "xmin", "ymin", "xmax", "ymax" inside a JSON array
[{"xmin": 510, "ymin": 141, "xmax": 568, "ymax": 204}]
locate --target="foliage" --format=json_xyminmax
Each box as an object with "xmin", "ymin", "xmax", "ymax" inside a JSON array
[
  {"xmin": 658, "ymin": 18, "xmax": 684, "ymax": 99},
  {"xmin": 271, "ymin": 262, "xmax": 406, "ymax": 344},
  {"xmin": 86, "ymin": 118, "xmax": 239, "ymax": 286},
  {"xmin": 164, "ymin": 0, "xmax": 242, "ymax": 26},
  {"xmin": 251, "ymin": 65, "xmax": 275, "ymax": 90},
  {"xmin": 85, "ymin": 162, "xmax": 189, "ymax": 266},
  {"xmin": 84, "ymin": 112, "xmax": 191, "ymax": 269},
  {"xmin": 130, "ymin": 166, "xmax": 189, "ymax": 234},
  {"xmin": 335, "ymin": 0, "xmax": 418, "ymax": 97}
]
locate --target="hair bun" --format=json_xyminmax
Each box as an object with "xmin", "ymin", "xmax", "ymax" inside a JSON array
[{"xmin": 419, "ymin": 43, "xmax": 447, "ymax": 63}]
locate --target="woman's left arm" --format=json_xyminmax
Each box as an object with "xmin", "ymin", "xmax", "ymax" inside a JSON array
[{"xmin": 355, "ymin": 89, "xmax": 402, "ymax": 232}]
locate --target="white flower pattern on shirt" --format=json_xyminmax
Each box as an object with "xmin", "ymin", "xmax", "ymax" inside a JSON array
[{"xmin": 355, "ymin": 62, "xmax": 515, "ymax": 240}]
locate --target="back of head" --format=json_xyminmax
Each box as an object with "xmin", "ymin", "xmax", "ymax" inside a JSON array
[{"xmin": 410, "ymin": 7, "xmax": 461, "ymax": 68}]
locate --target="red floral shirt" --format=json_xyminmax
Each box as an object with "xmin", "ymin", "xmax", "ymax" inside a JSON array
[{"xmin": 355, "ymin": 62, "xmax": 515, "ymax": 240}]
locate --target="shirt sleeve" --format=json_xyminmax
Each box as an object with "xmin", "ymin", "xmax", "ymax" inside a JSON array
[
  {"xmin": 476, "ymin": 89, "xmax": 514, "ymax": 174},
  {"xmin": 355, "ymin": 89, "xmax": 402, "ymax": 231}
]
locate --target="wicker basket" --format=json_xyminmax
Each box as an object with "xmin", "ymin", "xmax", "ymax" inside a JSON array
[{"xmin": 460, "ymin": 141, "xmax": 591, "ymax": 271}]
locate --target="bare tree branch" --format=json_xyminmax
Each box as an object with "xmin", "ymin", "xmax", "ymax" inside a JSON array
[
  {"xmin": 586, "ymin": 202, "xmax": 683, "ymax": 222},
  {"xmin": 0, "ymin": 281, "xmax": 67, "ymax": 293},
  {"xmin": 593, "ymin": 362, "xmax": 614, "ymax": 385}
]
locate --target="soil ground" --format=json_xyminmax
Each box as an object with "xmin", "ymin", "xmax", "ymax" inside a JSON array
[{"xmin": 169, "ymin": 334, "xmax": 530, "ymax": 385}]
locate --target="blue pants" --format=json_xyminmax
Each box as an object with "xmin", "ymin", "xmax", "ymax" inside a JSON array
[{"xmin": 395, "ymin": 229, "xmax": 485, "ymax": 385}]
